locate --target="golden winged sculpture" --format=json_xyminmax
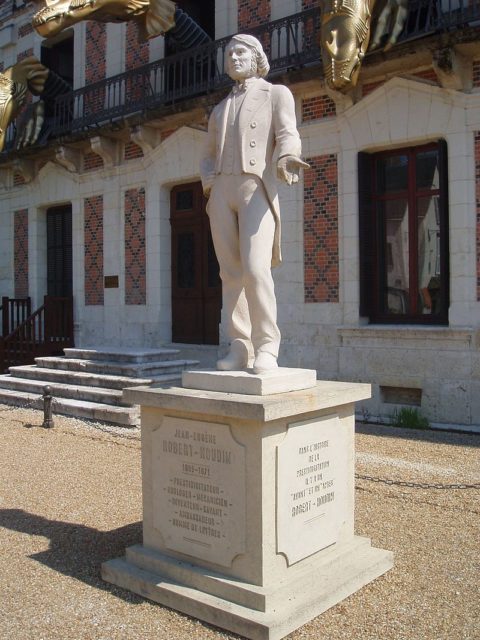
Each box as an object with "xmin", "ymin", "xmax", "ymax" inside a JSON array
[
  {"xmin": 321, "ymin": 0, "xmax": 408, "ymax": 92},
  {"xmin": 0, "ymin": 57, "xmax": 50, "ymax": 152},
  {"xmin": 32, "ymin": 0, "xmax": 177, "ymax": 40}
]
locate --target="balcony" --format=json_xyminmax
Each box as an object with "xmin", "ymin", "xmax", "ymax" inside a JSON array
[{"xmin": 2, "ymin": 0, "xmax": 480, "ymax": 157}]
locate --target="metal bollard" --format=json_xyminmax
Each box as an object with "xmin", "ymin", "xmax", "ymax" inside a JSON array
[{"xmin": 42, "ymin": 385, "xmax": 54, "ymax": 429}]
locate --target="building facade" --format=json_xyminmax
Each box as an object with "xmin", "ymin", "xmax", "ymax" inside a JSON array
[{"xmin": 1, "ymin": 0, "xmax": 480, "ymax": 429}]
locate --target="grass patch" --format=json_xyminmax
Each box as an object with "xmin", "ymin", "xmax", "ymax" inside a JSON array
[{"xmin": 390, "ymin": 407, "xmax": 430, "ymax": 430}]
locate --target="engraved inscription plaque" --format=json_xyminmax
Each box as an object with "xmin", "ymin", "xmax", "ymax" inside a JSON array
[
  {"xmin": 152, "ymin": 416, "xmax": 246, "ymax": 567},
  {"xmin": 276, "ymin": 415, "xmax": 347, "ymax": 564}
]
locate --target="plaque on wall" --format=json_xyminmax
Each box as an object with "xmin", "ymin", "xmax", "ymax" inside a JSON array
[
  {"xmin": 152, "ymin": 416, "xmax": 246, "ymax": 567},
  {"xmin": 276, "ymin": 415, "xmax": 347, "ymax": 565}
]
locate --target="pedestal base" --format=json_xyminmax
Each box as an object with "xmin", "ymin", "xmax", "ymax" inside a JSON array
[
  {"xmin": 104, "ymin": 380, "xmax": 393, "ymax": 640},
  {"xmin": 103, "ymin": 537, "xmax": 392, "ymax": 640}
]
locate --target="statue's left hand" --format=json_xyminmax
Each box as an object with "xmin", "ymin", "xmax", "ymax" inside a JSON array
[{"xmin": 277, "ymin": 155, "xmax": 310, "ymax": 185}]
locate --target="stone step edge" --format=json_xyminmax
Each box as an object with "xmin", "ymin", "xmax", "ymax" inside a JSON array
[
  {"xmin": 7, "ymin": 366, "xmax": 182, "ymax": 389},
  {"xmin": 0, "ymin": 376, "xmax": 129, "ymax": 405},
  {"xmin": 63, "ymin": 347, "xmax": 181, "ymax": 363},
  {"xmin": 0, "ymin": 388, "xmax": 139, "ymax": 426}
]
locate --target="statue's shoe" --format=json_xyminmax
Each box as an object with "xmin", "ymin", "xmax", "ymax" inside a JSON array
[{"xmin": 252, "ymin": 351, "xmax": 278, "ymax": 374}]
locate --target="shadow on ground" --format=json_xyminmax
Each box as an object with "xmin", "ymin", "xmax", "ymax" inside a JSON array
[{"xmin": 0, "ymin": 509, "xmax": 144, "ymax": 603}]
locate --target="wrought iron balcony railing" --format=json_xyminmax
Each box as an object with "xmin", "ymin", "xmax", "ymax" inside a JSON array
[
  {"xmin": 2, "ymin": 0, "xmax": 480, "ymax": 154},
  {"xmin": 50, "ymin": 7, "xmax": 321, "ymax": 138}
]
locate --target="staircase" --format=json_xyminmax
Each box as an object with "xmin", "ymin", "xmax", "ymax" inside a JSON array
[{"xmin": 0, "ymin": 346, "xmax": 199, "ymax": 426}]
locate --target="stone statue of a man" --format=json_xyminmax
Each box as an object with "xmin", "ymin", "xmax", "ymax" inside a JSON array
[{"xmin": 200, "ymin": 34, "xmax": 308, "ymax": 374}]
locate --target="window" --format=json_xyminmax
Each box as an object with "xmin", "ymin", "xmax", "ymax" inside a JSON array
[{"xmin": 358, "ymin": 141, "xmax": 449, "ymax": 324}]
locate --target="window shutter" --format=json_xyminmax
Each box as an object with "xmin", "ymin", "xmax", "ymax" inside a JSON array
[{"xmin": 358, "ymin": 151, "xmax": 375, "ymax": 319}]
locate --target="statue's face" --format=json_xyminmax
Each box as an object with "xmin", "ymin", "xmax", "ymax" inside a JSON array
[
  {"xmin": 226, "ymin": 42, "xmax": 256, "ymax": 81},
  {"xmin": 32, "ymin": 0, "xmax": 148, "ymax": 38}
]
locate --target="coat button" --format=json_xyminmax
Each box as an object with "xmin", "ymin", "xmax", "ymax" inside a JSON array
[
  {"xmin": 250, "ymin": 140, "xmax": 256, "ymax": 147},
  {"xmin": 249, "ymin": 158, "xmax": 256, "ymax": 166},
  {"xmin": 250, "ymin": 121, "xmax": 257, "ymax": 128}
]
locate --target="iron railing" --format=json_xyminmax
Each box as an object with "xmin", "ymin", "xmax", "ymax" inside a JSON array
[
  {"xmin": 0, "ymin": 295, "xmax": 74, "ymax": 372},
  {"xmin": 51, "ymin": 7, "xmax": 321, "ymax": 136},
  {"xmin": 1, "ymin": 296, "xmax": 31, "ymax": 336},
  {"xmin": 2, "ymin": 1, "xmax": 480, "ymax": 152}
]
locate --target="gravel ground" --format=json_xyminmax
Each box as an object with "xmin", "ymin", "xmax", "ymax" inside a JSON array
[{"xmin": 0, "ymin": 404, "xmax": 479, "ymax": 640}]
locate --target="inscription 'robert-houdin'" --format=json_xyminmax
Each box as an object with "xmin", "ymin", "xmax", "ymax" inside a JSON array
[{"xmin": 152, "ymin": 416, "xmax": 246, "ymax": 567}]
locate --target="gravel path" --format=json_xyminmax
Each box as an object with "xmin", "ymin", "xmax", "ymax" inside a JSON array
[{"xmin": 0, "ymin": 406, "xmax": 478, "ymax": 640}]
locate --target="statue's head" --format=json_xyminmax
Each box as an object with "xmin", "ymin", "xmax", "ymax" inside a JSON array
[
  {"xmin": 321, "ymin": 0, "xmax": 372, "ymax": 92},
  {"xmin": 225, "ymin": 34, "xmax": 270, "ymax": 81},
  {"xmin": 32, "ymin": 0, "xmax": 151, "ymax": 38}
]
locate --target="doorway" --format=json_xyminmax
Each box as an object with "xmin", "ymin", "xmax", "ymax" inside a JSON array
[
  {"xmin": 171, "ymin": 182, "xmax": 221, "ymax": 344},
  {"xmin": 46, "ymin": 205, "xmax": 72, "ymax": 297}
]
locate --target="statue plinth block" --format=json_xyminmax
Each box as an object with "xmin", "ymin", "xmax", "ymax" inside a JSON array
[{"xmin": 102, "ymin": 379, "xmax": 393, "ymax": 640}]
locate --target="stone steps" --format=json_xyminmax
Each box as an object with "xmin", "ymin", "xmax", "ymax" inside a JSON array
[{"xmin": 0, "ymin": 346, "xmax": 200, "ymax": 427}]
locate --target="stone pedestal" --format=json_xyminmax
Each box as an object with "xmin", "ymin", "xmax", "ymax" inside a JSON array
[{"xmin": 102, "ymin": 373, "xmax": 393, "ymax": 640}]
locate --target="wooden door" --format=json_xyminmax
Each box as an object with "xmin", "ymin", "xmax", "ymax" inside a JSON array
[
  {"xmin": 47, "ymin": 205, "xmax": 72, "ymax": 297},
  {"xmin": 171, "ymin": 182, "xmax": 221, "ymax": 344}
]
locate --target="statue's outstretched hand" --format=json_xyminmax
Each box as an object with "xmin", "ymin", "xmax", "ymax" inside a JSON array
[{"xmin": 277, "ymin": 155, "xmax": 310, "ymax": 185}]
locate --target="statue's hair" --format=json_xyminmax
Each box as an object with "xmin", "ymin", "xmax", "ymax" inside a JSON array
[{"xmin": 228, "ymin": 34, "xmax": 270, "ymax": 77}]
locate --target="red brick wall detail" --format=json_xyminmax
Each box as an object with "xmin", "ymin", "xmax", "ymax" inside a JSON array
[
  {"xmin": 18, "ymin": 22, "xmax": 34, "ymax": 38},
  {"xmin": 304, "ymin": 155, "xmax": 339, "ymax": 303},
  {"xmin": 124, "ymin": 141, "xmax": 144, "ymax": 161},
  {"xmin": 473, "ymin": 61, "xmax": 480, "ymax": 88},
  {"xmin": 362, "ymin": 80, "xmax": 384, "ymax": 97},
  {"xmin": 17, "ymin": 48, "xmax": 34, "ymax": 62},
  {"xmin": 414, "ymin": 68, "xmax": 438, "ymax": 84},
  {"xmin": 85, "ymin": 22, "xmax": 106, "ymax": 83},
  {"xmin": 84, "ymin": 195, "xmax": 104, "ymax": 306},
  {"xmin": 126, "ymin": 21, "xmax": 149, "ymax": 70},
  {"xmin": 83, "ymin": 151, "xmax": 104, "ymax": 171},
  {"xmin": 14, "ymin": 209, "xmax": 29, "ymax": 298},
  {"xmin": 125, "ymin": 187, "xmax": 146, "ymax": 305},
  {"xmin": 238, "ymin": 0, "xmax": 270, "ymax": 29},
  {"xmin": 125, "ymin": 22, "xmax": 149, "ymax": 105},
  {"xmin": 13, "ymin": 173, "xmax": 26, "ymax": 187},
  {"xmin": 475, "ymin": 132, "xmax": 480, "ymax": 301},
  {"xmin": 85, "ymin": 23, "xmax": 106, "ymax": 117},
  {"xmin": 302, "ymin": 94, "xmax": 336, "ymax": 122}
]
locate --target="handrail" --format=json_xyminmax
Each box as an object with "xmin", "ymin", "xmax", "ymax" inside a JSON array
[
  {"xmin": 1, "ymin": 296, "xmax": 31, "ymax": 336},
  {"xmin": 0, "ymin": 296, "xmax": 74, "ymax": 372}
]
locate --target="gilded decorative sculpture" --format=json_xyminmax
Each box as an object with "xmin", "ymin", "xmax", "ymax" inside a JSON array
[
  {"xmin": 321, "ymin": 0, "xmax": 408, "ymax": 92},
  {"xmin": 33, "ymin": 0, "xmax": 177, "ymax": 41}
]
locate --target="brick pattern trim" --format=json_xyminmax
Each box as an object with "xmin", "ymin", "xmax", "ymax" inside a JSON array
[
  {"xmin": 304, "ymin": 155, "xmax": 339, "ymax": 303},
  {"xmin": 124, "ymin": 141, "xmax": 144, "ymax": 161},
  {"xmin": 13, "ymin": 173, "xmax": 26, "ymax": 186},
  {"xmin": 414, "ymin": 68, "xmax": 438, "ymax": 84},
  {"xmin": 473, "ymin": 61, "xmax": 480, "ymax": 88},
  {"xmin": 14, "ymin": 209, "xmax": 29, "ymax": 297},
  {"xmin": 83, "ymin": 151, "xmax": 104, "ymax": 171},
  {"xmin": 125, "ymin": 187, "xmax": 146, "ymax": 305},
  {"xmin": 302, "ymin": 94, "xmax": 336, "ymax": 122},
  {"xmin": 475, "ymin": 132, "xmax": 480, "ymax": 301},
  {"xmin": 17, "ymin": 47, "xmax": 33, "ymax": 62},
  {"xmin": 85, "ymin": 22, "xmax": 106, "ymax": 83},
  {"xmin": 362, "ymin": 80, "xmax": 384, "ymax": 97},
  {"xmin": 84, "ymin": 195, "xmax": 104, "ymax": 306},
  {"xmin": 18, "ymin": 22, "xmax": 33, "ymax": 38},
  {"xmin": 238, "ymin": 0, "xmax": 270, "ymax": 29},
  {"xmin": 126, "ymin": 21, "xmax": 149, "ymax": 70}
]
